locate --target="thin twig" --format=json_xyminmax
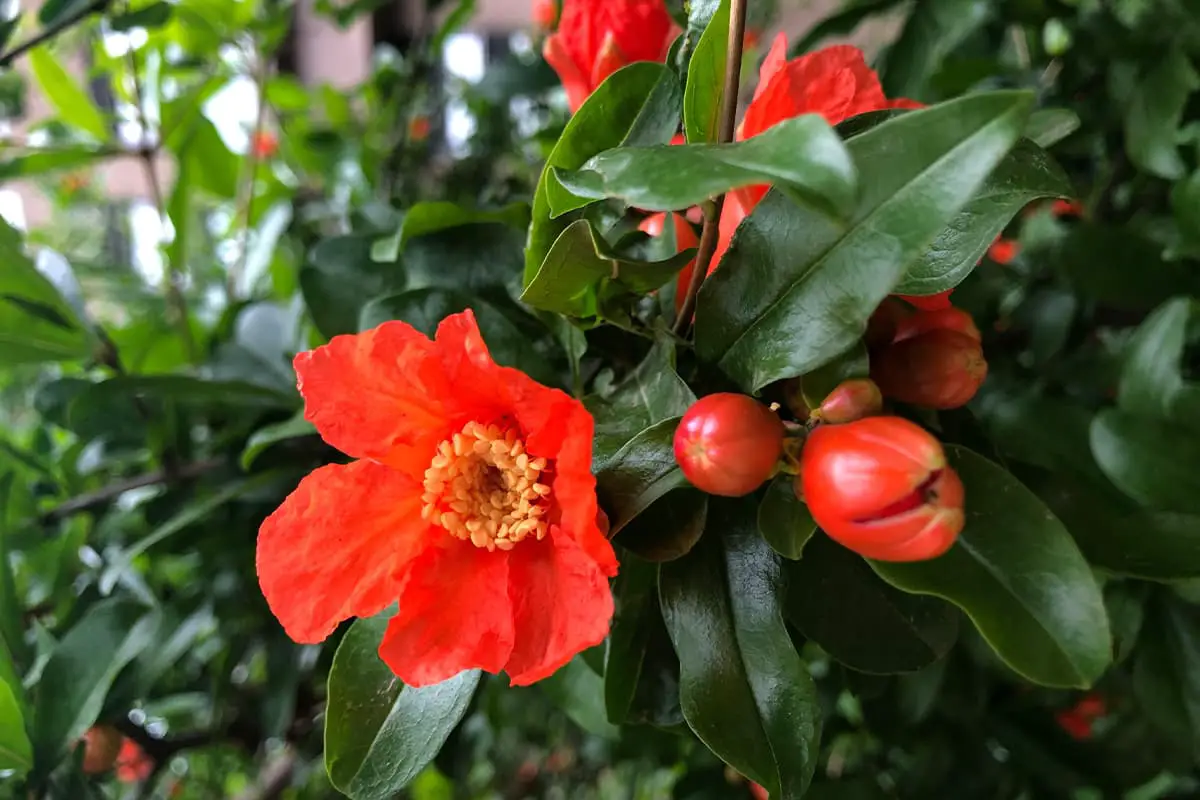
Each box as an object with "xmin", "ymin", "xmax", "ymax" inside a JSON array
[
  {"xmin": 228, "ymin": 50, "xmax": 271, "ymax": 303},
  {"xmin": 127, "ymin": 45, "xmax": 197, "ymax": 362},
  {"xmin": 39, "ymin": 458, "xmax": 224, "ymax": 523},
  {"xmin": 0, "ymin": 0, "xmax": 109, "ymax": 67},
  {"xmin": 672, "ymin": 0, "xmax": 748, "ymax": 335}
]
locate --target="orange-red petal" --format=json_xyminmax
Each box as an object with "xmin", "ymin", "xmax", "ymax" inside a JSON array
[
  {"xmin": 257, "ymin": 460, "xmax": 432, "ymax": 643},
  {"xmin": 505, "ymin": 527, "xmax": 615, "ymax": 685},
  {"xmin": 295, "ymin": 321, "xmax": 449, "ymax": 473},
  {"xmin": 378, "ymin": 542, "xmax": 515, "ymax": 686}
]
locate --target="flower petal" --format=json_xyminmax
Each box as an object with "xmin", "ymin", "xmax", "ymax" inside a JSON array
[
  {"xmin": 295, "ymin": 321, "xmax": 449, "ymax": 472},
  {"xmin": 504, "ymin": 528, "xmax": 615, "ymax": 686},
  {"xmin": 378, "ymin": 542, "xmax": 515, "ymax": 686},
  {"xmin": 257, "ymin": 460, "xmax": 432, "ymax": 643}
]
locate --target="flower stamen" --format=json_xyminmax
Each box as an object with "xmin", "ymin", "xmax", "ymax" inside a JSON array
[{"xmin": 421, "ymin": 421, "xmax": 551, "ymax": 551}]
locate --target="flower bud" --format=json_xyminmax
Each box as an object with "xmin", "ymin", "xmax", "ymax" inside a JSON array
[
  {"xmin": 80, "ymin": 725, "xmax": 122, "ymax": 774},
  {"xmin": 896, "ymin": 290, "xmax": 953, "ymax": 311},
  {"xmin": 871, "ymin": 329, "xmax": 987, "ymax": 409},
  {"xmin": 813, "ymin": 379, "xmax": 883, "ymax": 424},
  {"xmin": 865, "ymin": 297, "xmax": 913, "ymax": 351},
  {"xmin": 798, "ymin": 416, "xmax": 964, "ymax": 561},
  {"xmin": 892, "ymin": 306, "xmax": 981, "ymax": 343},
  {"xmin": 674, "ymin": 393, "xmax": 784, "ymax": 497}
]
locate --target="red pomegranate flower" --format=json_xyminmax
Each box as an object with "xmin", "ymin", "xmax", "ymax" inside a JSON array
[
  {"xmin": 543, "ymin": 0, "xmax": 676, "ymax": 112},
  {"xmin": 115, "ymin": 738, "xmax": 153, "ymax": 783},
  {"xmin": 257, "ymin": 310, "xmax": 617, "ymax": 687},
  {"xmin": 683, "ymin": 36, "xmax": 920, "ymax": 298}
]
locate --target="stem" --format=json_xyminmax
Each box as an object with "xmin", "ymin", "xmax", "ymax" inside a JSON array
[
  {"xmin": 671, "ymin": 0, "xmax": 748, "ymax": 335},
  {"xmin": 127, "ymin": 46, "xmax": 197, "ymax": 362},
  {"xmin": 0, "ymin": 0, "xmax": 109, "ymax": 67},
  {"xmin": 38, "ymin": 458, "xmax": 225, "ymax": 523},
  {"xmin": 228, "ymin": 50, "xmax": 270, "ymax": 303}
]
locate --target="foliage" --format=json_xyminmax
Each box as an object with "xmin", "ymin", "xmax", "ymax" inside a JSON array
[{"xmin": 0, "ymin": 0, "xmax": 1198, "ymax": 797}]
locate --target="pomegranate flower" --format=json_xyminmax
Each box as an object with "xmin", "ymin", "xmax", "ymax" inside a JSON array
[
  {"xmin": 543, "ymin": 0, "xmax": 676, "ymax": 112},
  {"xmin": 115, "ymin": 738, "xmax": 153, "ymax": 783},
  {"xmin": 257, "ymin": 310, "xmax": 617, "ymax": 687}
]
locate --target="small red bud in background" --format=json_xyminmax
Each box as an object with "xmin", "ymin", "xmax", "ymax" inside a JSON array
[
  {"xmin": 813, "ymin": 379, "xmax": 883, "ymax": 424},
  {"xmin": 1051, "ymin": 198, "xmax": 1084, "ymax": 218},
  {"xmin": 892, "ymin": 306, "xmax": 981, "ymax": 343},
  {"xmin": 799, "ymin": 416, "xmax": 964, "ymax": 561},
  {"xmin": 1056, "ymin": 693, "xmax": 1106, "ymax": 740},
  {"xmin": 80, "ymin": 725, "xmax": 122, "ymax": 774},
  {"xmin": 674, "ymin": 393, "xmax": 784, "ymax": 497},
  {"xmin": 895, "ymin": 290, "xmax": 953, "ymax": 311},
  {"xmin": 408, "ymin": 116, "xmax": 431, "ymax": 142},
  {"xmin": 532, "ymin": 0, "xmax": 557, "ymax": 30},
  {"xmin": 749, "ymin": 782, "xmax": 770, "ymax": 800},
  {"xmin": 987, "ymin": 237, "xmax": 1021, "ymax": 265},
  {"xmin": 865, "ymin": 297, "xmax": 913, "ymax": 351},
  {"xmin": 250, "ymin": 130, "xmax": 278, "ymax": 159},
  {"xmin": 115, "ymin": 738, "xmax": 153, "ymax": 782},
  {"xmin": 872, "ymin": 329, "xmax": 988, "ymax": 409}
]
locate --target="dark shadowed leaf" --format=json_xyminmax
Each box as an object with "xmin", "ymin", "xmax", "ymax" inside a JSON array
[
  {"xmin": 880, "ymin": 0, "xmax": 992, "ymax": 101},
  {"xmin": 301, "ymin": 235, "xmax": 406, "ymax": 339},
  {"xmin": 757, "ymin": 475, "xmax": 817, "ymax": 560},
  {"xmin": 1117, "ymin": 297, "xmax": 1200, "ymax": 432},
  {"xmin": 1125, "ymin": 49, "xmax": 1198, "ymax": 180},
  {"xmin": 1133, "ymin": 596, "xmax": 1200, "ymax": 759},
  {"xmin": 1090, "ymin": 410, "xmax": 1200, "ymax": 514}
]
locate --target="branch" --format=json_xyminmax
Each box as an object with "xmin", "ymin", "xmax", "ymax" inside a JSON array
[
  {"xmin": 38, "ymin": 458, "xmax": 224, "ymax": 523},
  {"xmin": 0, "ymin": 0, "xmax": 110, "ymax": 67},
  {"xmin": 672, "ymin": 0, "xmax": 748, "ymax": 335}
]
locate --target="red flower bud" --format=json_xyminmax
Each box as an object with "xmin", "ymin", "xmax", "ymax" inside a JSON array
[
  {"xmin": 871, "ymin": 329, "xmax": 987, "ymax": 409},
  {"xmin": 1056, "ymin": 693, "xmax": 1106, "ymax": 740},
  {"xmin": 865, "ymin": 297, "xmax": 913, "ymax": 351},
  {"xmin": 80, "ymin": 725, "xmax": 122, "ymax": 774},
  {"xmin": 813, "ymin": 379, "xmax": 883, "ymax": 424},
  {"xmin": 250, "ymin": 131, "xmax": 278, "ymax": 159},
  {"xmin": 674, "ymin": 394, "xmax": 784, "ymax": 497},
  {"xmin": 987, "ymin": 237, "xmax": 1020, "ymax": 264},
  {"xmin": 892, "ymin": 306, "xmax": 981, "ymax": 344},
  {"xmin": 798, "ymin": 416, "xmax": 964, "ymax": 561},
  {"xmin": 408, "ymin": 116, "xmax": 431, "ymax": 141},
  {"xmin": 896, "ymin": 290, "xmax": 953, "ymax": 311}
]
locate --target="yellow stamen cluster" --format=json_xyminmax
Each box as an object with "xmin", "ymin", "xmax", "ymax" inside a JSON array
[{"xmin": 421, "ymin": 421, "xmax": 552, "ymax": 551}]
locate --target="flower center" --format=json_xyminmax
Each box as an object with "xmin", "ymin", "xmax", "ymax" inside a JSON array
[{"xmin": 420, "ymin": 421, "xmax": 552, "ymax": 551}]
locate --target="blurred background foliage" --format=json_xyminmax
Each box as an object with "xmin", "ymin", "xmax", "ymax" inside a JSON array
[{"xmin": 1, "ymin": 0, "xmax": 1200, "ymax": 797}]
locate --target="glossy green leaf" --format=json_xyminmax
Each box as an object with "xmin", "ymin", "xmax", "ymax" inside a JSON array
[
  {"xmin": 604, "ymin": 558, "xmax": 658, "ymax": 725},
  {"xmin": 894, "ymin": 138, "xmax": 1072, "ymax": 294},
  {"xmin": 1125, "ymin": 49, "xmax": 1198, "ymax": 180},
  {"xmin": 521, "ymin": 219, "xmax": 694, "ymax": 318},
  {"xmin": 1133, "ymin": 596, "xmax": 1200, "ymax": 759},
  {"xmin": 78, "ymin": 375, "xmax": 297, "ymax": 411},
  {"xmin": 31, "ymin": 599, "xmax": 159, "ymax": 767},
  {"xmin": 880, "ymin": 0, "xmax": 992, "ymax": 100},
  {"xmin": 596, "ymin": 418, "xmax": 686, "ymax": 537},
  {"xmin": 785, "ymin": 534, "xmax": 958, "ymax": 674},
  {"xmin": 371, "ymin": 201, "xmax": 529, "ymax": 263},
  {"xmin": 109, "ymin": 1, "xmax": 172, "ymax": 30},
  {"xmin": 360, "ymin": 289, "xmax": 557, "ymax": 387},
  {"xmin": 674, "ymin": 0, "xmax": 719, "ymax": 76},
  {"xmin": 1024, "ymin": 108, "xmax": 1081, "ymax": 148},
  {"xmin": 1091, "ymin": 410, "xmax": 1200, "ymax": 513},
  {"xmin": 661, "ymin": 506, "xmax": 821, "ymax": 798},
  {"xmin": 0, "ymin": 679, "xmax": 30, "ymax": 775},
  {"xmin": 696, "ymin": 91, "xmax": 1032, "ymax": 392},
  {"xmin": 590, "ymin": 337, "xmax": 695, "ymax": 470},
  {"xmin": 28, "ymin": 47, "xmax": 108, "ymax": 140},
  {"xmin": 757, "ymin": 475, "xmax": 816, "ymax": 560},
  {"xmin": 301, "ymin": 234, "xmax": 406, "ymax": 339},
  {"xmin": 682, "ymin": 0, "xmax": 728, "ymax": 143},
  {"xmin": 1118, "ymin": 297, "xmax": 1200, "ymax": 431},
  {"xmin": 325, "ymin": 615, "xmax": 480, "ymax": 800},
  {"xmin": 540, "ymin": 656, "xmax": 619, "ymax": 740},
  {"xmin": 870, "ymin": 446, "xmax": 1111, "ymax": 689},
  {"xmin": 553, "ymin": 116, "xmax": 856, "ymax": 219},
  {"xmin": 0, "ymin": 220, "xmax": 94, "ymax": 364},
  {"xmin": 240, "ymin": 413, "xmax": 317, "ymax": 470},
  {"xmin": 618, "ymin": 487, "xmax": 708, "ymax": 563},
  {"xmin": 526, "ymin": 62, "xmax": 681, "ymax": 284}
]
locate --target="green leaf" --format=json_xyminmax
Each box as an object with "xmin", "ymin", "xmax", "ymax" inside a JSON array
[
  {"xmin": 616, "ymin": 488, "xmax": 708, "ymax": 563},
  {"xmin": 371, "ymin": 202, "xmax": 529, "ymax": 263},
  {"xmin": 596, "ymin": 418, "xmax": 687, "ymax": 537},
  {"xmin": 526, "ymin": 62, "xmax": 681, "ymax": 284},
  {"xmin": 31, "ymin": 599, "xmax": 159, "ymax": 767},
  {"xmin": 683, "ymin": 0, "xmax": 728, "ymax": 144},
  {"xmin": 661, "ymin": 505, "xmax": 821, "ymax": 797},
  {"xmin": 1024, "ymin": 108, "xmax": 1081, "ymax": 148},
  {"xmin": 301, "ymin": 235, "xmax": 406, "ymax": 339},
  {"xmin": 325, "ymin": 616, "xmax": 480, "ymax": 800},
  {"xmin": 241, "ymin": 413, "xmax": 317, "ymax": 470},
  {"xmin": 1090, "ymin": 410, "xmax": 1200, "ymax": 513},
  {"xmin": 1118, "ymin": 297, "xmax": 1200, "ymax": 432},
  {"xmin": 540, "ymin": 656, "xmax": 620, "ymax": 739},
  {"xmin": 784, "ymin": 534, "xmax": 958, "ymax": 674},
  {"xmin": 553, "ymin": 115, "xmax": 857, "ymax": 219},
  {"xmin": 880, "ymin": 0, "xmax": 993, "ymax": 100},
  {"xmin": 674, "ymin": 0, "xmax": 719, "ymax": 76},
  {"xmin": 870, "ymin": 447, "xmax": 1111, "ymax": 689},
  {"xmin": 894, "ymin": 138, "xmax": 1073, "ymax": 294},
  {"xmin": 0, "ymin": 220, "xmax": 94, "ymax": 364},
  {"xmin": 590, "ymin": 338, "xmax": 695, "ymax": 470},
  {"xmin": 79, "ymin": 375, "xmax": 297, "ymax": 411},
  {"xmin": 604, "ymin": 558, "xmax": 658, "ymax": 725},
  {"xmin": 28, "ymin": 47, "xmax": 108, "ymax": 140},
  {"xmin": 1133, "ymin": 596, "xmax": 1200, "ymax": 759},
  {"xmin": 521, "ymin": 219, "xmax": 694, "ymax": 318},
  {"xmin": 0, "ymin": 147, "xmax": 110, "ymax": 180},
  {"xmin": 109, "ymin": 1, "xmax": 171, "ymax": 30},
  {"xmin": 1125, "ymin": 49, "xmax": 1198, "ymax": 180},
  {"xmin": 0, "ymin": 679, "xmax": 31, "ymax": 775},
  {"xmin": 696, "ymin": 91, "xmax": 1033, "ymax": 392},
  {"xmin": 790, "ymin": 0, "xmax": 904, "ymax": 55},
  {"xmin": 757, "ymin": 474, "xmax": 816, "ymax": 560}
]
